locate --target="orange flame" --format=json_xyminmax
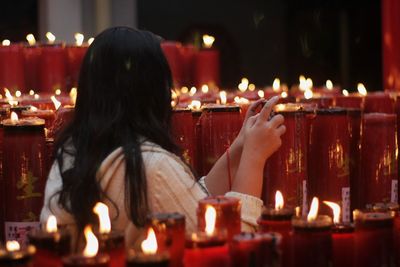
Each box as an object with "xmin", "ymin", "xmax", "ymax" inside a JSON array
[
  {"xmin": 46, "ymin": 215, "xmax": 58, "ymax": 233},
  {"xmin": 6, "ymin": 241, "xmax": 20, "ymax": 252},
  {"xmin": 93, "ymin": 202, "xmax": 111, "ymax": 234},
  {"xmin": 83, "ymin": 225, "xmax": 99, "ymax": 257},
  {"xmin": 307, "ymin": 197, "xmax": 319, "ymax": 222},
  {"xmin": 205, "ymin": 205, "xmax": 216, "ymax": 236},
  {"xmin": 275, "ymin": 190, "xmax": 284, "ymax": 210},
  {"xmin": 141, "ymin": 227, "xmax": 158, "ymax": 254}
]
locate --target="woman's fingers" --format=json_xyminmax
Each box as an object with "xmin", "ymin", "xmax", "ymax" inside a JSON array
[
  {"xmin": 276, "ymin": 124, "xmax": 286, "ymax": 136},
  {"xmin": 259, "ymin": 96, "xmax": 279, "ymax": 121},
  {"xmin": 268, "ymin": 114, "xmax": 284, "ymax": 128},
  {"xmin": 244, "ymin": 99, "xmax": 265, "ymax": 122}
]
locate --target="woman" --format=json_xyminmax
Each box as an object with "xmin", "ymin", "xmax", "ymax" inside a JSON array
[{"xmin": 40, "ymin": 27, "xmax": 286, "ymax": 247}]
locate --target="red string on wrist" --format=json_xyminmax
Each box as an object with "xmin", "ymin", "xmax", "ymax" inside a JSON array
[{"xmin": 226, "ymin": 147, "xmax": 232, "ymax": 191}]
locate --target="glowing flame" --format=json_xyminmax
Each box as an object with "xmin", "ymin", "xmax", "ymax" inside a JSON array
[
  {"xmin": 11, "ymin": 112, "xmax": 18, "ymax": 122},
  {"xmin": 6, "ymin": 241, "xmax": 20, "ymax": 252},
  {"xmin": 51, "ymin": 96, "xmax": 61, "ymax": 110},
  {"xmin": 171, "ymin": 90, "xmax": 178, "ymax": 100},
  {"xmin": 88, "ymin": 37, "xmax": 95, "ymax": 45},
  {"xmin": 74, "ymin": 33, "xmax": 84, "ymax": 46},
  {"xmin": 219, "ymin": 91, "xmax": 227, "ymax": 105},
  {"xmin": 281, "ymin": 91, "xmax": 288, "ymax": 98},
  {"xmin": 342, "ymin": 89, "xmax": 349, "ymax": 96},
  {"xmin": 181, "ymin": 86, "xmax": 189, "ymax": 94},
  {"xmin": 306, "ymin": 78, "xmax": 313, "ymax": 89},
  {"xmin": 55, "ymin": 89, "xmax": 61, "ymax": 95},
  {"xmin": 15, "ymin": 91, "xmax": 21, "ymax": 98},
  {"xmin": 275, "ymin": 190, "xmax": 284, "ymax": 210},
  {"xmin": 30, "ymin": 106, "xmax": 38, "ymax": 111},
  {"xmin": 46, "ymin": 32, "xmax": 56, "ymax": 44},
  {"xmin": 5, "ymin": 88, "xmax": 17, "ymax": 106},
  {"xmin": 29, "ymin": 90, "xmax": 35, "ymax": 96},
  {"xmin": 299, "ymin": 75, "xmax": 307, "ymax": 91},
  {"xmin": 248, "ymin": 84, "xmax": 256, "ymax": 91},
  {"xmin": 26, "ymin": 34, "xmax": 36, "ymax": 46},
  {"xmin": 201, "ymin": 85, "xmax": 209, "ymax": 94},
  {"xmin": 357, "ymin": 83, "xmax": 367, "ymax": 96},
  {"xmin": 2, "ymin": 40, "xmax": 10, "ymax": 46},
  {"xmin": 202, "ymin": 34, "xmax": 215, "ymax": 48},
  {"xmin": 326, "ymin": 80, "xmax": 333, "ymax": 90},
  {"xmin": 34, "ymin": 94, "xmax": 40, "ymax": 100},
  {"xmin": 93, "ymin": 202, "xmax": 111, "ymax": 234},
  {"xmin": 234, "ymin": 96, "xmax": 250, "ymax": 104},
  {"xmin": 70, "ymin": 87, "xmax": 77, "ymax": 105},
  {"xmin": 188, "ymin": 100, "xmax": 201, "ymax": 110},
  {"xmin": 307, "ymin": 197, "xmax": 319, "ymax": 222},
  {"xmin": 189, "ymin": 87, "xmax": 197, "ymax": 96},
  {"xmin": 258, "ymin": 90, "xmax": 265, "ymax": 98},
  {"xmin": 46, "ymin": 215, "xmax": 58, "ymax": 233},
  {"xmin": 141, "ymin": 228, "xmax": 158, "ymax": 254},
  {"xmin": 323, "ymin": 201, "xmax": 341, "ymax": 224},
  {"xmin": 83, "ymin": 225, "xmax": 99, "ymax": 258},
  {"xmin": 205, "ymin": 205, "xmax": 217, "ymax": 236},
  {"xmin": 238, "ymin": 78, "xmax": 249, "ymax": 92},
  {"xmin": 295, "ymin": 206, "xmax": 301, "ymax": 217},
  {"xmin": 273, "ymin": 78, "xmax": 281, "ymax": 92},
  {"xmin": 304, "ymin": 89, "xmax": 313, "ymax": 99}
]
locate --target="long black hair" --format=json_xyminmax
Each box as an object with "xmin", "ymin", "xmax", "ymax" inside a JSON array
[{"xmin": 55, "ymin": 27, "xmax": 179, "ymax": 231}]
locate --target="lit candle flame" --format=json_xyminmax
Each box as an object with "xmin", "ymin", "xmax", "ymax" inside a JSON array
[
  {"xmin": 295, "ymin": 206, "xmax": 301, "ymax": 217},
  {"xmin": 93, "ymin": 202, "xmax": 111, "ymax": 234},
  {"xmin": 188, "ymin": 100, "xmax": 201, "ymax": 110},
  {"xmin": 26, "ymin": 34, "xmax": 36, "ymax": 46},
  {"xmin": 205, "ymin": 205, "xmax": 217, "ymax": 236},
  {"xmin": 74, "ymin": 33, "xmax": 84, "ymax": 46},
  {"xmin": 273, "ymin": 78, "xmax": 281, "ymax": 92},
  {"xmin": 258, "ymin": 90, "xmax": 265, "ymax": 98},
  {"xmin": 83, "ymin": 225, "xmax": 99, "ymax": 258},
  {"xmin": 201, "ymin": 85, "xmax": 209, "ymax": 94},
  {"xmin": 326, "ymin": 80, "xmax": 333, "ymax": 90},
  {"xmin": 307, "ymin": 197, "xmax": 319, "ymax": 222},
  {"xmin": 29, "ymin": 90, "xmax": 35, "ymax": 96},
  {"xmin": 15, "ymin": 91, "xmax": 21, "ymax": 98},
  {"xmin": 299, "ymin": 75, "xmax": 307, "ymax": 91},
  {"xmin": 181, "ymin": 86, "xmax": 189, "ymax": 94},
  {"xmin": 34, "ymin": 94, "xmax": 40, "ymax": 100},
  {"xmin": 234, "ymin": 96, "xmax": 250, "ymax": 104},
  {"xmin": 238, "ymin": 78, "xmax": 249, "ymax": 92},
  {"xmin": 141, "ymin": 227, "xmax": 158, "ymax": 254},
  {"xmin": 46, "ymin": 32, "xmax": 56, "ymax": 44},
  {"xmin": 11, "ymin": 112, "xmax": 18, "ymax": 122},
  {"xmin": 55, "ymin": 89, "xmax": 61, "ymax": 95},
  {"xmin": 306, "ymin": 78, "xmax": 313, "ymax": 89},
  {"xmin": 281, "ymin": 91, "xmax": 288, "ymax": 98},
  {"xmin": 323, "ymin": 201, "xmax": 341, "ymax": 224},
  {"xmin": 304, "ymin": 89, "xmax": 313, "ymax": 99},
  {"xmin": 2, "ymin": 40, "xmax": 10, "ymax": 46},
  {"xmin": 51, "ymin": 96, "xmax": 61, "ymax": 110},
  {"xmin": 46, "ymin": 215, "xmax": 58, "ymax": 233},
  {"xmin": 70, "ymin": 87, "xmax": 77, "ymax": 105},
  {"xmin": 30, "ymin": 106, "xmax": 38, "ymax": 112},
  {"xmin": 189, "ymin": 87, "xmax": 197, "ymax": 96},
  {"xmin": 202, "ymin": 34, "xmax": 215, "ymax": 49},
  {"xmin": 248, "ymin": 84, "xmax": 256, "ymax": 91},
  {"xmin": 88, "ymin": 37, "xmax": 95, "ymax": 45},
  {"xmin": 219, "ymin": 91, "xmax": 227, "ymax": 105},
  {"xmin": 357, "ymin": 83, "xmax": 367, "ymax": 96},
  {"xmin": 6, "ymin": 241, "xmax": 20, "ymax": 252},
  {"xmin": 342, "ymin": 89, "xmax": 349, "ymax": 96},
  {"xmin": 275, "ymin": 190, "xmax": 284, "ymax": 210}
]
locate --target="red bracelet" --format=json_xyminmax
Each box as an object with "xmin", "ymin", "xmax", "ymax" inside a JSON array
[{"xmin": 226, "ymin": 147, "xmax": 232, "ymax": 191}]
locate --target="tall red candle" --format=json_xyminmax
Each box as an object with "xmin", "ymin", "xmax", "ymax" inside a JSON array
[
  {"xmin": 308, "ymin": 108, "xmax": 351, "ymax": 222},
  {"xmin": 199, "ymin": 105, "xmax": 241, "ymax": 174},
  {"xmin": 0, "ymin": 107, "xmax": 10, "ymax": 242},
  {"xmin": 298, "ymin": 96, "xmax": 333, "ymax": 108},
  {"xmin": 197, "ymin": 196, "xmax": 241, "ymax": 242},
  {"xmin": 363, "ymin": 92, "xmax": 395, "ymax": 113},
  {"xmin": 171, "ymin": 109, "xmax": 195, "ymax": 166},
  {"xmin": 38, "ymin": 44, "xmax": 67, "ymax": 94},
  {"xmin": 179, "ymin": 45, "xmax": 196, "ymax": 86},
  {"xmin": 21, "ymin": 109, "xmax": 55, "ymax": 130},
  {"xmin": 360, "ymin": 113, "xmax": 398, "ymax": 207},
  {"xmin": 161, "ymin": 42, "xmax": 184, "ymax": 88},
  {"xmin": 263, "ymin": 104, "xmax": 307, "ymax": 208},
  {"xmin": 354, "ymin": 210, "xmax": 394, "ymax": 267},
  {"xmin": 23, "ymin": 45, "xmax": 42, "ymax": 92},
  {"xmin": 66, "ymin": 45, "xmax": 88, "ymax": 89},
  {"xmin": 191, "ymin": 109, "xmax": 203, "ymax": 176},
  {"xmin": 193, "ymin": 49, "xmax": 220, "ymax": 88},
  {"xmin": 331, "ymin": 224, "xmax": 355, "ymax": 267},
  {"xmin": 2, "ymin": 116, "xmax": 46, "ymax": 246},
  {"xmin": 334, "ymin": 95, "xmax": 363, "ymax": 109},
  {"xmin": 0, "ymin": 43, "xmax": 26, "ymax": 93}
]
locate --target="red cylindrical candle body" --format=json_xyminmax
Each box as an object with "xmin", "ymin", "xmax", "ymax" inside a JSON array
[
  {"xmin": 263, "ymin": 104, "xmax": 307, "ymax": 208},
  {"xmin": 363, "ymin": 92, "xmax": 395, "ymax": 113},
  {"xmin": 332, "ymin": 224, "xmax": 355, "ymax": 267},
  {"xmin": 298, "ymin": 97, "xmax": 333, "ymax": 108},
  {"xmin": 3, "ymin": 119, "xmax": 46, "ymax": 246},
  {"xmin": 62, "ymin": 254, "xmax": 110, "ymax": 267},
  {"xmin": 38, "ymin": 44, "xmax": 67, "ymax": 94},
  {"xmin": 24, "ymin": 46, "xmax": 42, "ymax": 92},
  {"xmin": 197, "ymin": 196, "xmax": 241, "ymax": 242},
  {"xmin": 193, "ymin": 49, "xmax": 220, "ymax": 88},
  {"xmin": 161, "ymin": 42, "xmax": 184, "ymax": 88},
  {"xmin": 334, "ymin": 95, "xmax": 363, "ymax": 109},
  {"xmin": 0, "ymin": 108, "xmax": 9, "ymax": 242},
  {"xmin": 360, "ymin": 113, "xmax": 398, "ymax": 207},
  {"xmin": 0, "ymin": 245, "xmax": 35, "ymax": 267},
  {"xmin": 179, "ymin": 45, "xmax": 196, "ymax": 87},
  {"xmin": 126, "ymin": 251, "xmax": 169, "ymax": 267},
  {"xmin": 394, "ymin": 211, "xmax": 400, "ymax": 266},
  {"xmin": 191, "ymin": 110, "xmax": 203, "ymax": 176},
  {"xmin": 171, "ymin": 109, "xmax": 195, "ymax": 166},
  {"xmin": 199, "ymin": 105, "xmax": 241, "ymax": 174},
  {"xmin": 20, "ymin": 95, "xmax": 56, "ymax": 111},
  {"xmin": 0, "ymin": 44, "xmax": 26, "ymax": 93},
  {"xmin": 97, "ymin": 232, "xmax": 125, "ymax": 267},
  {"xmin": 229, "ymin": 232, "xmax": 281, "ymax": 267},
  {"xmin": 21, "ymin": 110, "xmax": 55, "ymax": 130},
  {"xmin": 291, "ymin": 215, "xmax": 333, "ymax": 267},
  {"xmin": 146, "ymin": 213, "xmax": 185, "ymax": 267},
  {"xmin": 354, "ymin": 210, "xmax": 394, "ymax": 267},
  {"xmin": 308, "ymin": 108, "xmax": 351, "ymax": 222},
  {"xmin": 66, "ymin": 45, "xmax": 87, "ymax": 89}
]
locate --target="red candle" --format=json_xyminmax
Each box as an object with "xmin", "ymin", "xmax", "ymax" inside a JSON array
[
  {"xmin": 193, "ymin": 45, "xmax": 220, "ymax": 89},
  {"xmin": 62, "ymin": 225, "xmax": 110, "ymax": 267},
  {"xmin": 0, "ymin": 241, "xmax": 35, "ymax": 267},
  {"xmin": 191, "ymin": 109, "xmax": 203, "ymax": 176},
  {"xmin": 291, "ymin": 198, "xmax": 333, "ymax": 267},
  {"xmin": 161, "ymin": 42, "xmax": 184, "ymax": 88},
  {"xmin": 146, "ymin": 213, "xmax": 185, "ymax": 267},
  {"xmin": 331, "ymin": 224, "xmax": 355, "ymax": 267},
  {"xmin": 229, "ymin": 232, "xmax": 282, "ymax": 267},
  {"xmin": 363, "ymin": 92, "xmax": 395, "ymax": 113},
  {"xmin": 263, "ymin": 103, "xmax": 307, "ymax": 208},
  {"xmin": 0, "ymin": 43, "xmax": 26, "ymax": 93},
  {"xmin": 334, "ymin": 95, "xmax": 363, "ymax": 109},
  {"xmin": 38, "ymin": 44, "xmax": 67, "ymax": 94},
  {"xmin": 28, "ymin": 215, "xmax": 71, "ymax": 267},
  {"xmin": 0, "ymin": 107, "xmax": 9, "ymax": 242},
  {"xmin": 171, "ymin": 109, "xmax": 195, "ymax": 166},
  {"xmin": 360, "ymin": 113, "xmax": 398, "ymax": 207},
  {"xmin": 197, "ymin": 196, "xmax": 241, "ymax": 242},
  {"xmin": 2, "ymin": 114, "xmax": 46, "ymax": 246},
  {"xmin": 66, "ymin": 45, "xmax": 88, "ymax": 89},
  {"xmin": 308, "ymin": 108, "xmax": 351, "ymax": 222},
  {"xmin": 353, "ymin": 210, "xmax": 394, "ymax": 267},
  {"xmin": 21, "ymin": 108, "xmax": 55, "ymax": 130},
  {"xmin": 199, "ymin": 105, "xmax": 241, "ymax": 174},
  {"xmin": 298, "ymin": 96, "xmax": 333, "ymax": 108},
  {"xmin": 20, "ymin": 94, "xmax": 56, "ymax": 111},
  {"xmin": 179, "ymin": 45, "xmax": 196, "ymax": 87},
  {"xmin": 24, "ymin": 45, "xmax": 42, "ymax": 92}
]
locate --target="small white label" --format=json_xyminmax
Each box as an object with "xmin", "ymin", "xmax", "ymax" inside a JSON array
[
  {"xmin": 342, "ymin": 187, "xmax": 351, "ymax": 223},
  {"xmin": 391, "ymin": 180, "xmax": 398, "ymax": 203},
  {"xmin": 5, "ymin": 222, "xmax": 40, "ymax": 248},
  {"xmin": 302, "ymin": 180, "xmax": 308, "ymax": 216}
]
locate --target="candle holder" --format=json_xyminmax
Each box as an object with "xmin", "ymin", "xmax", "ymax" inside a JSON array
[
  {"xmin": 96, "ymin": 231, "xmax": 124, "ymax": 267},
  {"xmin": 126, "ymin": 249, "xmax": 169, "ymax": 267},
  {"xmin": 146, "ymin": 213, "xmax": 185, "ymax": 267},
  {"xmin": 0, "ymin": 243, "xmax": 35, "ymax": 267},
  {"xmin": 62, "ymin": 254, "xmax": 110, "ymax": 267}
]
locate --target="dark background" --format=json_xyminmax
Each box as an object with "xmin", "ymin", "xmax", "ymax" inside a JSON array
[{"xmin": 0, "ymin": 0, "xmax": 382, "ymax": 91}]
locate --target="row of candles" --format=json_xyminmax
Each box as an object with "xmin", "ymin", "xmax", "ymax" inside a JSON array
[{"xmin": 0, "ymin": 191, "xmax": 399, "ymax": 267}]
